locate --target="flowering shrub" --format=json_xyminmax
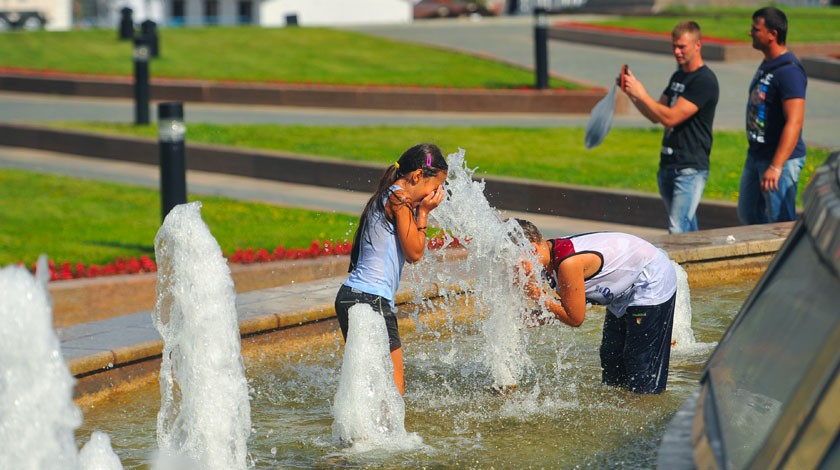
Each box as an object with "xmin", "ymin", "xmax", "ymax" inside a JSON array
[{"xmin": 29, "ymin": 236, "xmax": 465, "ymax": 281}]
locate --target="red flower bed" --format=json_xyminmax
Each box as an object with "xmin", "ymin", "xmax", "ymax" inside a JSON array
[{"xmin": 30, "ymin": 236, "xmax": 465, "ymax": 282}]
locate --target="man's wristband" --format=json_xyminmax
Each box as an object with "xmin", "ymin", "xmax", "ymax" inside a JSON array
[{"xmin": 769, "ymin": 164, "xmax": 783, "ymax": 173}]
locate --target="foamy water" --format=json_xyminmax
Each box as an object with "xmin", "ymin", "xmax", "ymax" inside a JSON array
[
  {"xmin": 332, "ymin": 304, "xmax": 423, "ymax": 452},
  {"xmin": 671, "ymin": 261, "xmax": 717, "ymax": 355},
  {"xmin": 153, "ymin": 202, "xmax": 251, "ymax": 470},
  {"xmin": 0, "ymin": 264, "xmax": 82, "ymax": 469},
  {"xmin": 78, "ymin": 432, "xmax": 124, "ymax": 470},
  {"xmin": 425, "ymin": 149, "xmax": 539, "ymax": 389}
]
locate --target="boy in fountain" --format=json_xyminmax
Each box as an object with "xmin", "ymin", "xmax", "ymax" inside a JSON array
[{"xmin": 514, "ymin": 219, "xmax": 678, "ymax": 394}]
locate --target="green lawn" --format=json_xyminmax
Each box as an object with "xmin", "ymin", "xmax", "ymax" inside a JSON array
[
  {"xmin": 0, "ymin": 27, "xmax": 582, "ymax": 90},
  {"xmin": 57, "ymin": 122, "xmax": 828, "ymax": 203},
  {"xmin": 592, "ymin": 6, "xmax": 840, "ymax": 43},
  {"xmin": 0, "ymin": 168, "xmax": 358, "ymax": 267}
]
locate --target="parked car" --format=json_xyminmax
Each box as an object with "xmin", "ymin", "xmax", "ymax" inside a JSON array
[{"xmin": 413, "ymin": 0, "xmax": 504, "ymax": 19}]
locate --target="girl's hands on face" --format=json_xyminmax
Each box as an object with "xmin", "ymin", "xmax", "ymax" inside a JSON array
[{"xmin": 419, "ymin": 185, "xmax": 445, "ymax": 213}]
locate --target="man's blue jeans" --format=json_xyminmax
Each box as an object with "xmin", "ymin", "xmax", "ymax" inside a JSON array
[
  {"xmin": 657, "ymin": 167, "xmax": 708, "ymax": 234},
  {"xmin": 737, "ymin": 154, "xmax": 805, "ymax": 225}
]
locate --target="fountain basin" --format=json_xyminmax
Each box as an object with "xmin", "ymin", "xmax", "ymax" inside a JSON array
[
  {"xmin": 61, "ymin": 222, "xmax": 789, "ymax": 400},
  {"xmin": 73, "ymin": 256, "xmax": 763, "ymax": 468}
]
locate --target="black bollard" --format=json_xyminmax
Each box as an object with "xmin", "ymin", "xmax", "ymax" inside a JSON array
[
  {"xmin": 533, "ymin": 7, "xmax": 549, "ymax": 90},
  {"xmin": 158, "ymin": 102, "xmax": 187, "ymax": 220},
  {"xmin": 119, "ymin": 7, "xmax": 134, "ymax": 40},
  {"xmin": 140, "ymin": 20, "xmax": 159, "ymax": 58},
  {"xmin": 133, "ymin": 36, "xmax": 151, "ymax": 125}
]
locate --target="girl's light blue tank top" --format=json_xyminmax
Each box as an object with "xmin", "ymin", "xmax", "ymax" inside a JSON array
[{"xmin": 343, "ymin": 184, "xmax": 406, "ymax": 307}]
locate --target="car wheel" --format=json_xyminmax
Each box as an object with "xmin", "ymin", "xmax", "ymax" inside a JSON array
[
  {"xmin": 436, "ymin": 6, "xmax": 450, "ymax": 17},
  {"xmin": 21, "ymin": 14, "xmax": 45, "ymax": 30}
]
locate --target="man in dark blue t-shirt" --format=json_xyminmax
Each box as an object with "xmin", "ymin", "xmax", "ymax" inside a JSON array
[
  {"xmin": 739, "ymin": 6, "xmax": 807, "ymax": 225},
  {"xmin": 620, "ymin": 21, "xmax": 719, "ymax": 234}
]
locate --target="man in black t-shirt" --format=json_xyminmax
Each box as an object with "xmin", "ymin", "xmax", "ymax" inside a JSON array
[{"xmin": 619, "ymin": 21, "xmax": 719, "ymax": 234}]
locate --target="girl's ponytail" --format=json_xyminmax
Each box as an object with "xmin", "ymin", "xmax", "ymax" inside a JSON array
[{"xmin": 348, "ymin": 143, "xmax": 447, "ymax": 272}]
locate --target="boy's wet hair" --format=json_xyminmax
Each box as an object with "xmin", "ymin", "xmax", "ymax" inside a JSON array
[{"xmin": 515, "ymin": 219, "xmax": 543, "ymax": 244}]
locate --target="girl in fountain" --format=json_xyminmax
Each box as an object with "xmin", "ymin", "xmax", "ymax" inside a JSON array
[
  {"xmin": 514, "ymin": 219, "xmax": 677, "ymax": 394},
  {"xmin": 334, "ymin": 143, "xmax": 448, "ymax": 396}
]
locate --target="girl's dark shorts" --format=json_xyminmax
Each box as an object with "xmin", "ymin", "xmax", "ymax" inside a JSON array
[{"xmin": 334, "ymin": 284, "xmax": 401, "ymax": 352}]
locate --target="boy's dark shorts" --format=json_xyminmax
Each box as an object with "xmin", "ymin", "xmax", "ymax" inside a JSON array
[
  {"xmin": 334, "ymin": 284, "xmax": 401, "ymax": 352},
  {"xmin": 599, "ymin": 292, "xmax": 676, "ymax": 394}
]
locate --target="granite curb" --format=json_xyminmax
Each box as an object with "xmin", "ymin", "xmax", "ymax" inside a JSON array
[
  {"xmin": 50, "ymin": 256, "xmax": 349, "ymax": 328},
  {"xmin": 801, "ymin": 56, "xmax": 840, "ymax": 83},
  {"xmin": 0, "ymin": 69, "xmax": 622, "ymax": 115},
  {"xmin": 0, "ymin": 123, "xmax": 740, "ymax": 230},
  {"xmin": 548, "ymin": 22, "xmax": 840, "ymax": 64},
  {"xmin": 62, "ymin": 221, "xmax": 792, "ymax": 398}
]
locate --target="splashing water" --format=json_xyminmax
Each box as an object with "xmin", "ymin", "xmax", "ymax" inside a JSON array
[
  {"xmin": 153, "ymin": 202, "xmax": 251, "ymax": 470},
  {"xmin": 426, "ymin": 149, "xmax": 537, "ymax": 389},
  {"xmin": 671, "ymin": 261, "xmax": 717, "ymax": 354},
  {"xmin": 79, "ymin": 432, "xmax": 124, "ymax": 470},
  {"xmin": 332, "ymin": 304, "xmax": 423, "ymax": 452},
  {"xmin": 0, "ymin": 264, "xmax": 83, "ymax": 469}
]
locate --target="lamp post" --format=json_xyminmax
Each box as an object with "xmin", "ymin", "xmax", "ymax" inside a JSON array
[
  {"xmin": 140, "ymin": 20, "xmax": 159, "ymax": 58},
  {"xmin": 158, "ymin": 102, "xmax": 187, "ymax": 221},
  {"xmin": 133, "ymin": 36, "xmax": 150, "ymax": 125},
  {"xmin": 118, "ymin": 7, "xmax": 133, "ymax": 40},
  {"xmin": 533, "ymin": 7, "xmax": 549, "ymax": 90}
]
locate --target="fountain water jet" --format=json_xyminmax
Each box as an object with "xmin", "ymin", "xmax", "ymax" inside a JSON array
[
  {"xmin": 423, "ymin": 149, "xmax": 538, "ymax": 389},
  {"xmin": 152, "ymin": 201, "xmax": 251, "ymax": 470},
  {"xmin": 1, "ymin": 260, "xmax": 124, "ymax": 469},
  {"xmin": 671, "ymin": 261, "xmax": 716, "ymax": 355},
  {"xmin": 420, "ymin": 149, "xmax": 705, "ymax": 390},
  {"xmin": 332, "ymin": 304, "xmax": 422, "ymax": 452},
  {"xmin": 78, "ymin": 432, "xmax": 123, "ymax": 470},
  {"xmin": 0, "ymin": 264, "xmax": 82, "ymax": 469}
]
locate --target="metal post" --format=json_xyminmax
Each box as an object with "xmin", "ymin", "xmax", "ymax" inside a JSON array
[
  {"xmin": 118, "ymin": 7, "xmax": 134, "ymax": 40},
  {"xmin": 141, "ymin": 20, "xmax": 159, "ymax": 58},
  {"xmin": 158, "ymin": 102, "xmax": 187, "ymax": 220},
  {"xmin": 534, "ymin": 7, "xmax": 549, "ymax": 90},
  {"xmin": 133, "ymin": 36, "xmax": 150, "ymax": 125}
]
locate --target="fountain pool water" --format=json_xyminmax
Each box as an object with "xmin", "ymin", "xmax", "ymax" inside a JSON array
[{"xmin": 75, "ymin": 275, "xmax": 757, "ymax": 468}]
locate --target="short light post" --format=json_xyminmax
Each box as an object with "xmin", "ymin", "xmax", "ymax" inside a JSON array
[
  {"xmin": 133, "ymin": 36, "xmax": 151, "ymax": 125},
  {"xmin": 533, "ymin": 7, "xmax": 549, "ymax": 90},
  {"xmin": 141, "ymin": 19, "xmax": 159, "ymax": 58},
  {"xmin": 158, "ymin": 102, "xmax": 187, "ymax": 220},
  {"xmin": 118, "ymin": 7, "xmax": 134, "ymax": 40}
]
